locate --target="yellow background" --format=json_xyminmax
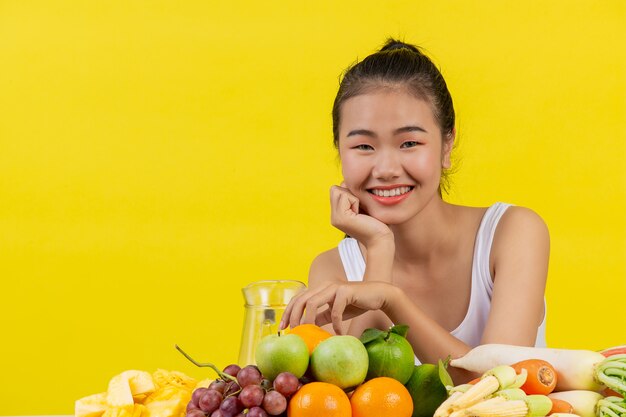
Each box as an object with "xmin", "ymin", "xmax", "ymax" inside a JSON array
[{"xmin": 1, "ymin": 1, "xmax": 624, "ymax": 414}]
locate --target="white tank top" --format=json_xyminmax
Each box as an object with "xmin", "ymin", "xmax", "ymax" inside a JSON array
[{"xmin": 337, "ymin": 202, "xmax": 547, "ymax": 363}]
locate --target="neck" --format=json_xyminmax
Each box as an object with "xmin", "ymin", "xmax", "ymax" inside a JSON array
[{"xmin": 389, "ymin": 197, "xmax": 458, "ymax": 266}]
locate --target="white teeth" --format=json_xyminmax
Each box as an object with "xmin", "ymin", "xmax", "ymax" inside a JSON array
[{"xmin": 371, "ymin": 186, "xmax": 412, "ymax": 197}]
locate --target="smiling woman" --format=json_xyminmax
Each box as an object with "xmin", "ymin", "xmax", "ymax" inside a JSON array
[{"xmin": 280, "ymin": 39, "xmax": 550, "ymax": 383}]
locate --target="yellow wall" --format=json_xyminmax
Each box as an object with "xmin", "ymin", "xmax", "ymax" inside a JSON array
[{"xmin": 1, "ymin": 1, "xmax": 624, "ymax": 414}]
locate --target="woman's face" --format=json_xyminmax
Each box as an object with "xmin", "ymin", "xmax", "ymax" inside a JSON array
[{"xmin": 338, "ymin": 89, "xmax": 452, "ymax": 225}]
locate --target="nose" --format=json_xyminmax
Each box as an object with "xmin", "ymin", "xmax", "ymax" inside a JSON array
[{"xmin": 372, "ymin": 149, "xmax": 401, "ymax": 180}]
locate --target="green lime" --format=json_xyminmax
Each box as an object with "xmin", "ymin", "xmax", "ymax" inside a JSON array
[
  {"xmin": 359, "ymin": 324, "xmax": 415, "ymax": 384},
  {"xmin": 405, "ymin": 360, "xmax": 452, "ymax": 417}
]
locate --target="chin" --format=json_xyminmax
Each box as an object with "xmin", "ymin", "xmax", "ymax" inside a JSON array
[{"xmin": 366, "ymin": 209, "xmax": 413, "ymax": 226}]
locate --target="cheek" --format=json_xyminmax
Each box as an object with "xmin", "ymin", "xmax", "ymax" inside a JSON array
[
  {"xmin": 406, "ymin": 153, "xmax": 442, "ymax": 181},
  {"xmin": 340, "ymin": 155, "xmax": 366, "ymax": 184}
]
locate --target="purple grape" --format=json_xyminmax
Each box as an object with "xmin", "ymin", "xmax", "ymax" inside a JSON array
[
  {"xmin": 223, "ymin": 364, "xmax": 241, "ymax": 377},
  {"xmin": 273, "ymin": 372, "xmax": 299, "ymax": 397},
  {"xmin": 186, "ymin": 401, "xmax": 199, "ymax": 412},
  {"xmin": 209, "ymin": 380, "xmax": 227, "ymax": 394},
  {"xmin": 247, "ymin": 407, "xmax": 269, "ymax": 417},
  {"xmin": 219, "ymin": 396, "xmax": 243, "ymax": 417},
  {"xmin": 224, "ymin": 381, "xmax": 240, "ymax": 396},
  {"xmin": 210, "ymin": 410, "xmax": 223, "ymax": 417},
  {"xmin": 191, "ymin": 387, "xmax": 208, "ymax": 407},
  {"xmin": 186, "ymin": 410, "xmax": 207, "ymax": 417},
  {"xmin": 239, "ymin": 384, "xmax": 264, "ymax": 408},
  {"xmin": 198, "ymin": 389, "xmax": 223, "ymax": 413},
  {"xmin": 262, "ymin": 391, "xmax": 287, "ymax": 416},
  {"xmin": 237, "ymin": 365, "xmax": 263, "ymax": 387}
]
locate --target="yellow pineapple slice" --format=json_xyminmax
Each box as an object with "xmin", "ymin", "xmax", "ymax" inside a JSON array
[
  {"xmin": 106, "ymin": 373, "xmax": 134, "ymax": 408},
  {"xmin": 102, "ymin": 406, "xmax": 135, "ymax": 417},
  {"xmin": 107, "ymin": 370, "xmax": 156, "ymax": 408},
  {"xmin": 124, "ymin": 370, "xmax": 156, "ymax": 396},
  {"xmin": 75, "ymin": 392, "xmax": 107, "ymax": 417},
  {"xmin": 144, "ymin": 386, "xmax": 191, "ymax": 417},
  {"xmin": 152, "ymin": 369, "xmax": 196, "ymax": 391}
]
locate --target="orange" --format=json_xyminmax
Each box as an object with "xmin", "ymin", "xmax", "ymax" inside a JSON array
[
  {"xmin": 287, "ymin": 324, "xmax": 332, "ymax": 354},
  {"xmin": 287, "ymin": 382, "xmax": 351, "ymax": 417},
  {"xmin": 350, "ymin": 377, "xmax": 413, "ymax": 417}
]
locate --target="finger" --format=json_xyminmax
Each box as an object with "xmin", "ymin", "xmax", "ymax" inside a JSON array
[
  {"xmin": 331, "ymin": 289, "xmax": 348, "ymax": 335},
  {"xmin": 348, "ymin": 194, "xmax": 359, "ymax": 214},
  {"xmin": 302, "ymin": 285, "xmax": 337, "ymax": 324},
  {"xmin": 280, "ymin": 290, "xmax": 304, "ymax": 329},
  {"xmin": 330, "ymin": 185, "xmax": 344, "ymax": 207},
  {"xmin": 314, "ymin": 307, "xmax": 333, "ymax": 327},
  {"xmin": 285, "ymin": 289, "xmax": 314, "ymax": 329}
]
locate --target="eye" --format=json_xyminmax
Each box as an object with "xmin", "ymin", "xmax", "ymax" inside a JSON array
[
  {"xmin": 401, "ymin": 141, "xmax": 420, "ymax": 148},
  {"xmin": 353, "ymin": 144, "xmax": 374, "ymax": 151}
]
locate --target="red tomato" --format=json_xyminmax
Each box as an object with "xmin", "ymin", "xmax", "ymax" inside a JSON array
[{"xmin": 511, "ymin": 359, "xmax": 557, "ymax": 395}]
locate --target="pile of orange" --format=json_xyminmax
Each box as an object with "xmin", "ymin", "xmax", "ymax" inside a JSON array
[
  {"xmin": 287, "ymin": 376, "xmax": 413, "ymax": 417},
  {"xmin": 287, "ymin": 324, "xmax": 332, "ymax": 354}
]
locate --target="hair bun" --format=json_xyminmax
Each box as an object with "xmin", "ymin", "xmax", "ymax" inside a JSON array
[{"xmin": 380, "ymin": 38, "xmax": 421, "ymax": 53}]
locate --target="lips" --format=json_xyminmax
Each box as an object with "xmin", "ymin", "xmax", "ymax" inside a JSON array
[{"xmin": 367, "ymin": 185, "xmax": 414, "ymax": 205}]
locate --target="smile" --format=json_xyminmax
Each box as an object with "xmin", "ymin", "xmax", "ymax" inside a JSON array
[{"xmin": 368, "ymin": 186, "xmax": 414, "ymax": 197}]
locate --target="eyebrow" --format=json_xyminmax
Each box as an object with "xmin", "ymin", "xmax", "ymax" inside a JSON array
[{"xmin": 346, "ymin": 125, "xmax": 428, "ymax": 138}]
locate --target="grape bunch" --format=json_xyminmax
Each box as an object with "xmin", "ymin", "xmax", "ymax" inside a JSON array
[{"xmin": 185, "ymin": 364, "xmax": 301, "ymax": 417}]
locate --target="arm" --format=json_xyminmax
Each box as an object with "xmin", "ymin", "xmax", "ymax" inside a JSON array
[
  {"xmin": 481, "ymin": 206, "xmax": 550, "ymax": 345},
  {"xmin": 385, "ymin": 207, "xmax": 549, "ymax": 379}
]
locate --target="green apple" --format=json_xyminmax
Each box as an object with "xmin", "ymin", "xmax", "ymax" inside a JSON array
[
  {"xmin": 310, "ymin": 335, "xmax": 369, "ymax": 389},
  {"xmin": 255, "ymin": 333, "xmax": 309, "ymax": 381}
]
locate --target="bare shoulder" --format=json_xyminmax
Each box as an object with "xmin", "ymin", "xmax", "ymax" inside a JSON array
[
  {"xmin": 496, "ymin": 206, "xmax": 550, "ymax": 244},
  {"xmin": 491, "ymin": 206, "xmax": 550, "ymax": 273},
  {"xmin": 308, "ymin": 247, "xmax": 347, "ymax": 289}
]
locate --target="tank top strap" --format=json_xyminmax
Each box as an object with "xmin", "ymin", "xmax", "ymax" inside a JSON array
[
  {"xmin": 472, "ymin": 202, "xmax": 513, "ymax": 296},
  {"xmin": 338, "ymin": 237, "xmax": 366, "ymax": 281}
]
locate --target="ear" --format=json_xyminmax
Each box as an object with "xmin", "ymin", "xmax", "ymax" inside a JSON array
[{"xmin": 441, "ymin": 128, "xmax": 455, "ymax": 169}]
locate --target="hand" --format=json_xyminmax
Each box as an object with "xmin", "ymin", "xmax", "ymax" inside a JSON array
[
  {"xmin": 279, "ymin": 281, "xmax": 398, "ymax": 335},
  {"xmin": 331, "ymin": 184, "xmax": 393, "ymax": 248}
]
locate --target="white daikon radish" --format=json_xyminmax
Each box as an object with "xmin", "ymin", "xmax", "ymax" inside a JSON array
[
  {"xmin": 548, "ymin": 391, "xmax": 603, "ymax": 417},
  {"xmin": 549, "ymin": 391, "xmax": 626, "ymax": 417},
  {"xmin": 450, "ymin": 344, "xmax": 626, "ymax": 393}
]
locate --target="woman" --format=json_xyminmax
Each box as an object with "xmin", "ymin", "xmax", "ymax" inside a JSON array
[{"xmin": 280, "ymin": 39, "xmax": 549, "ymax": 380}]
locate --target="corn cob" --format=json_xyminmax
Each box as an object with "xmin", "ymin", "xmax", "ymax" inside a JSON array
[
  {"xmin": 449, "ymin": 365, "xmax": 528, "ymax": 410},
  {"xmin": 434, "ymin": 391, "xmax": 465, "ymax": 417},
  {"xmin": 455, "ymin": 393, "xmax": 552, "ymax": 417},
  {"xmin": 463, "ymin": 398, "xmax": 527, "ymax": 417}
]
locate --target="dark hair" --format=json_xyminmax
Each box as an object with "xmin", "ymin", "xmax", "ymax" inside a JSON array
[{"xmin": 332, "ymin": 39, "xmax": 456, "ymax": 193}]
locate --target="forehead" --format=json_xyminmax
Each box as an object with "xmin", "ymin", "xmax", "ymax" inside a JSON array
[{"xmin": 339, "ymin": 89, "xmax": 439, "ymax": 134}]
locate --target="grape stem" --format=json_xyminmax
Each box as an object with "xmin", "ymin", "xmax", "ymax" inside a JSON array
[{"xmin": 174, "ymin": 344, "xmax": 238, "ymax": 383}]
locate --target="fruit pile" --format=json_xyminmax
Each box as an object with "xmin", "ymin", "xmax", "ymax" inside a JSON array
[
  {"xmin": 180, "ymin": 324, "xmax": 439, "ymax": 417},
  {"xmin": 75, "ymin": 369, "xmax": 200, "ymax": 417}
]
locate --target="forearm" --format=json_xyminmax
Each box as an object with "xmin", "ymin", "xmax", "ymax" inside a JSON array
[
  {"xmin": 362, "ymin": 238, "xmax": 395, "ymax": 282},
  {"xmin": 382, "ymin": 286, "xmax": 479, "ymax": 383}
]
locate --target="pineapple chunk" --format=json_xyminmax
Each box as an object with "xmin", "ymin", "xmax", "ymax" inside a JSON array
[
  {"xmin": 75, "ymin": 392, "xmax": 107, "ymax": 417},
  {"xmin": 102, "ymin": 405, "xmax": 138, "ymax": 417},
  {"xmin": 152, "ymin": 369, "xmax": 196, "ymax": 391},
  {"xmin": 144, "ymin": 386, "xmax": 191, "ymax": 417},
  {"xmin": 124, "ymin": 370, "xmax": 156, "ymax": 396},
  {"xmin": 107, "ymin": 370, "xmax": 155, "ymax": 408}
]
